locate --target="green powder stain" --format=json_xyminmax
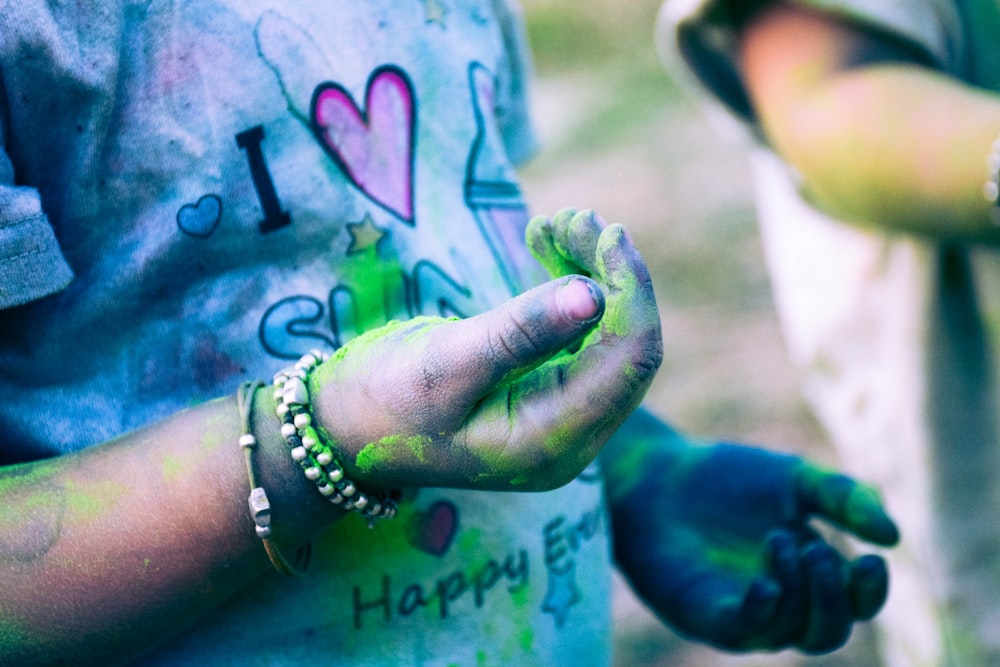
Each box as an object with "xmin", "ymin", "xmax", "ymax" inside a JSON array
[
  {"xmin": 542, "ymin": 420, "xmax": 575, "ymax": 456},
  {"xmin": 476, "ymin": 650, "xmax": 488, "ymax": 666},
  {"xmin": 518, "ymin": 628, "xmax": 535, "ymax": 653},
  {"xmin": 601, "ymin": 270, "xmax": 641, "ymax": 339},
  {"xmin": 704, "ymin": 541, "xmax": 765, "ymax": 574},
  {"xmin": 509, "ymin": 583, "xmax": 531, "ymax": 608},
  {"xmin": 455, "ymin": 528, "xmax": 482, "ymax": 556},
  {"xmin": 403, "ymin": 316, "xmax": 458, "ymax": 345},
  {"xmin": 327, "ymin": 316, "xmax": 448, "ymax": 368},
  {"xmin": 601, "ymin": 436, "xmax": 654, "ymax": 499},
  {"xmin": 0, "ymin": 461, "xmax": 55, "ymax": 493},
  {"xmin": 200, "ymin": 403, "xmax": 230, "ymax": 445},
  {"xmin": 162, "ymin": 455, "xmax": 184, "ymax": 483},
  {"xmin": 63, "ymin": 480, "xmax": 126, "ymax": 520},
  {"xmin": 355, "ymin": 434, "xmax": 431, "ymax": 474},
  {"xmin": 19, "ymin": 488, "xmax": 56, "ymax": 512}
]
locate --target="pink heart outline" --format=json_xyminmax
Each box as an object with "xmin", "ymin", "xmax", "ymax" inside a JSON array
[{"xmin": 310, "ymin": 65, "xmax": 415, "ymax": 224}]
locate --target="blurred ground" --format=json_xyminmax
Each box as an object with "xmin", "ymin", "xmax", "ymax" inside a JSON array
[{"xmin": 517, "ymin": 1, "xmax": 882, "ymax": 665}]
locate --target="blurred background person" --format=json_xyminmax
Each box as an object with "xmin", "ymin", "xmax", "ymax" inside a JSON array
[{"xmin": 654, "ymin": 1, "xmax": 1000, "ymax": 665}]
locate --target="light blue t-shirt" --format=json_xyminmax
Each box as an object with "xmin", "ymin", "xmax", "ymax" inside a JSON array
[{"xmin": 0, "ymin": 2, "xmax": 613, "ymax": 664}]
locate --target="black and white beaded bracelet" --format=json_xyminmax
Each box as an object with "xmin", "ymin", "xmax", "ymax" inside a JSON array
[{"xmin": 272, "ymin": 350, "xmax": 398, "ymax": 525}]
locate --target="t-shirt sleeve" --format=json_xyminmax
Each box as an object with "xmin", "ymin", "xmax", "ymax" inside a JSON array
[
  {"xmin": 0, "ymin": 177, "xmax": 74, "ymax": 310},
  {"xmin": 658, "ymin": 0, "xmax": 966, "ymax": 126},
  {"xmin": 0, "ymin": 83, "xmax": 74, "ymax": 310}
]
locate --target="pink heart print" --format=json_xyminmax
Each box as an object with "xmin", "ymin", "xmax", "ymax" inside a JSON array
[
  {"xmin": 406, "ymin": 500, "xmax": 458, "ymax": 557},
  {"xmin": 311, "ymin": 65, "xmax": 415, "ymax": 223}
]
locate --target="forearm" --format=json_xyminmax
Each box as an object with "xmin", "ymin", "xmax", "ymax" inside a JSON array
[
  {"xmin": 738, "ymin": 3, "xmax": 1000, "ymax": 242},
  {"xmin": 0, "ymin": 390, "xmax": 338, "ymax": 665},
  {"xmin": 757, "ymin": 65, "xmax": 1000, "ymax": 242},
  {"xmin": 599, "ymin": 406, "xmax": 693, "ymax": 509}
]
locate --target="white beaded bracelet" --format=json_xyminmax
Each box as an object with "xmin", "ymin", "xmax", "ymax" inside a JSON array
[{"xmin": 272, "ymin": 350, "xmax": 398, "ymax": 526}]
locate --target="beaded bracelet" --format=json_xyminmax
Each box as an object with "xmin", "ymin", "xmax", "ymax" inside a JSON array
[
  {"xmin": 237, "ymin": 380, "xmax": 311, "ymax": 577},
  {"xmin": 983, "ymin": 133, "xmax": 1000, "ymax": 225},
  {"xmin": 272, "ymin": 350, "xmax": 398, "ymax": 526}
]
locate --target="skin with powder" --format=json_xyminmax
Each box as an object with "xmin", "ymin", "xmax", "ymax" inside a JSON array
[
  {"xmin": 600, "ymin": 409, "xmax": 897, "ymax": 652},
  {"xmin": 307, "ymin": 210, "xmax": 662, "ymax": 491},
  {"xmin": 0, "ymin": 207, "xmax": 665, "ymax": 664}
]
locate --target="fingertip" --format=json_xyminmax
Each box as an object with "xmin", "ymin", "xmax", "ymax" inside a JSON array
[
  {"xmin": 850, "ymin": 555, "xmax": 890, "ymax": 620},
  {"xmin": 798, "ymin": 467, "xmax": 900, "ymax": 547},
  {"xmin": 557, "ymin": 277, "xmax": 604, "ymax": 324},
  {"xmin": 551, "ymin": 208, "xmax": 579, "ymax": 252},
  {"xmin": 596, "ymin": 223, "xmax": 647, "ymax": 277},
  {"xmin": 525, "ymin": 214, "xmax": 550, "ymax": 243},
  {"xmin": 848, "ymin": 485, "xmax": 901, "ymax": 546},
  {"xmin": 799, "ymin": 543, "xmax": 853, "ymax": 654}
]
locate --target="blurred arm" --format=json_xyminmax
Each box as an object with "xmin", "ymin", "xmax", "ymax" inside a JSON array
[{"xmin": 738, "ymin": 1, "xmax": 1000, "ymax": 242}]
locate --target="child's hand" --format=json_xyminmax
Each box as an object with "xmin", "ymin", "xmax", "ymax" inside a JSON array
[
  {"xmin": 608, "ymin": 442, "xmax": 899, "ymax": 654},
  {"xmin": 310, "ymin": 209, "xmax": 662, "ymax": 491}
]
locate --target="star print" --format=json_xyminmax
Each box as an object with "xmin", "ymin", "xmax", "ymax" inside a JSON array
[
  {"xmin": 424, "ymin": 0, "xmax": 448, "ymax": 27},
  {"xmin": 541, "ymin": 562, "xmax": 581, "ymax": 627},
  {"xmin": 346, "ymin": 213, "xmax": 388, "ymax": 255}
]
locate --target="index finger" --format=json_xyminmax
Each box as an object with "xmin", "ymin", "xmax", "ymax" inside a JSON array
[{"xmin": 795, "ymin": 465, "xmax": 900, "ymax": 547}]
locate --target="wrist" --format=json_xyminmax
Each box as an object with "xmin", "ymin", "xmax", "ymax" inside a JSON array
[{"xmin": 249, "ymin": 384, "xmax": 348, "ymax": 542}]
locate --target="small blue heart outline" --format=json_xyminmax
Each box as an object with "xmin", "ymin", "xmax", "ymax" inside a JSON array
[{"xmin": 177, "ymin": 194, "xmax": 223, "ymax": 238}]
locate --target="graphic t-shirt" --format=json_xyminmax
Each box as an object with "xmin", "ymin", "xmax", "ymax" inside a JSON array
[{"xmin": 0, "ymin": 1, "xmax": 613, "ymax": 664}]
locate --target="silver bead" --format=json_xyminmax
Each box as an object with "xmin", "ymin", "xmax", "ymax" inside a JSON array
[
  {"xmin": 239, "ymin": 434, "xmax": 257, "ymax": 449},
  {"xmin": 281, "ymin": 423, "xmax": 297, "ymax": 439},
  {"xmin": 293, "ymin": 413, "xmax": 312, "ymax": 429},
  {"xmin": 291, "ymin": 446, "xmax": 308, "ymax": 462},
  {"xmin": 248, "ymin": 487, "xmax": 272, "ymax": 526},
  {"xmin": 282, "ymin": 377, "xmax": 309, "ymax": 406},
  {"xmin": 296, "ymin": 353, "xmax": 317, "ymax": 370},
  {"xmin": 305, "ymin": 466, "xmax": 322, "ymax": 481}
]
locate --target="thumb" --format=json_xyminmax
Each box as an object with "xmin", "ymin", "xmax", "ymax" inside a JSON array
[{"xmin": 443, "ymin": 275, "xmax": 605, "ymax": 395}]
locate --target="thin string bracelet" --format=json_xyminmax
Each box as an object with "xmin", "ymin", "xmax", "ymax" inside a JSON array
[{"xmin": 237, "ymin": 380, "xmax": 311, "ymax": 577}]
